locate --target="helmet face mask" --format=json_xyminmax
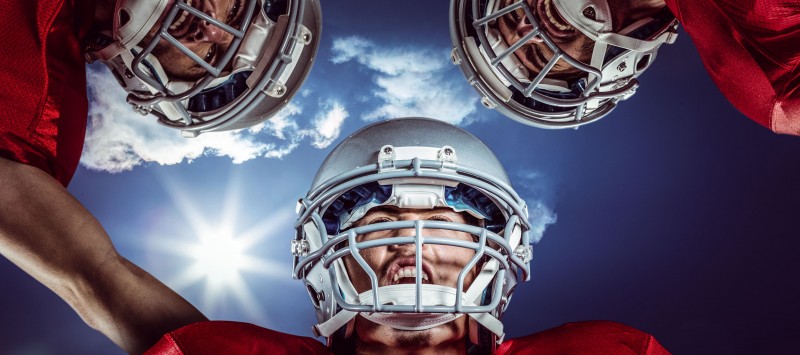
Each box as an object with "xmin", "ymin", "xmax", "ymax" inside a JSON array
[
  {"xmin": 450, "ymin": 0, "xmax": 679, "ymax": 128},
  {"xmin": 292, "ymin": 118, "xmax": 533, "ymax": 350},
  {"xmin": 89, "ymin": 0, "xmax": 321, "ymax": 136}
]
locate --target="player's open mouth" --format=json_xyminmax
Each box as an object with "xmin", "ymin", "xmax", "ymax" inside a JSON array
[
  {"xmin": 383, "ymin": 258, "xmax": 434, "ymax": 286},
  {"xmin": 390, "ymin": 266, "xmax": 431, "ymax": 285},
  {"xmin": 168, "ymin": 0, "xmax": 195, "ymax": 34},
  {"xmin": 534, "ymin": 0, "xmax": 574, "ymax": 40}
]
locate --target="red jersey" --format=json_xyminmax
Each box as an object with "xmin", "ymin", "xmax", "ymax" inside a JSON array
[
  {"xmin": 145, "ymin": 320, "xmax": 668, "ymax": 354},
  {"xmin": 0, "ymin": 0, "xmax": 93, "ymax": 186},
  {"xmin": 665, "ymin": 0, "xmax": 800, "ymax": 135}
]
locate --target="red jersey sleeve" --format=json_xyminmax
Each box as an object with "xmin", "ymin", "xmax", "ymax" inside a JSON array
[
  {"xmin": 664, "ymin": 0, "xmax": 800, "ymax": 135},
  {"xmin": 496, "ymin": 321, "xmax": 670, "ymax": 354},
  {"xmin": 0, "ymin": 0, "xmax": 94, "ymax": 186},
  {"xmin": 145, "ymin": 321, "xmax": 329, "ymax": 355}
]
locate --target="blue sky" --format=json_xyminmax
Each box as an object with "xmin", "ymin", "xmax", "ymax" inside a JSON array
[{"xmin": 3, "ymin": 1, "xmax": 800, "ymax": 354}]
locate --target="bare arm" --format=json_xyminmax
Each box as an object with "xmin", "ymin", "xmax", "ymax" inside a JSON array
[{"xmin": 0, "ymin": 157, "xmax": 207, "ymax": 354}]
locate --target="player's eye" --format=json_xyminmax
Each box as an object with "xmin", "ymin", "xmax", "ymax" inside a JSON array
[
  {"xmin": 226, "ymin": 0, "xmax": 245, "ymax": 27},
  {"xmin": 367, "ymin": 217, "xmax": 393, "ymax": 225},
  {"xmin": 427, "ymin": 215, "xmax": 452, "ymax": 222},
  {"xmin": 204, "ymin": 44, "xmax": 217, "ymax": 63}
]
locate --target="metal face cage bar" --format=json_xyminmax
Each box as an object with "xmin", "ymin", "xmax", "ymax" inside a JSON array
[
  {"xmin": 126, "ymin": 0, "xmax": 308, "ymax": 133},
  {"xmin": 293, "ymin": 156, "xmax": 533, "ymax": 315},
  {"xmin": 461, "ymin": 0, "xmax": 638, "ymax": 124},
  {"xmin": 303, "ymin": 219, "xmax": 518, "ymax": 313}
]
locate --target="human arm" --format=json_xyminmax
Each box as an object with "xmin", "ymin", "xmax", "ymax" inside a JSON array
[
  {"xmin": 665, "ymin": 0, "xmax": 800, "ymax": 135},
  {"xmin": 0, "ymin": 157, "xmax": 208, "ymax": 354}
]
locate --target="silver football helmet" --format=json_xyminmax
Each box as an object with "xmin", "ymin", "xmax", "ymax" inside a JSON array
[
  {"xmin": 450, "ymin": 0, "xmax": 679, "ymax": 128},
  {"xmin": 87, "ymin": 0, "xmax": 321, "ymax": 137},
  {"xmin": 292, "ymin": 118, "xmax": 533, "ymax": 351}
]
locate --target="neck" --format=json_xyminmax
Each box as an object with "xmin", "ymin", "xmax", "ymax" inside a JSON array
[
  {"xmin": 354, "ymin": 337, "xmax": 467, "ymax": 355},
  {"xmin": 350, "ymin": 317, "xmax": 469, "ymax": 355},
  {"xmin": 93, "ymin": 0, "xmax": 117, "ymax": 30}
]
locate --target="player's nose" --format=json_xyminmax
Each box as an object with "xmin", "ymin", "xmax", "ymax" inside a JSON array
[
  {"xmin": 517, "ymin": 20, "xmax": 544, "ymax": 44},
  {"xmin": 193, "ymin": 19, "xmax": 228, "ymax": 43},
  {"xmin": 386, "ymin": 226, "xmax": 433, "ymax": 253}
]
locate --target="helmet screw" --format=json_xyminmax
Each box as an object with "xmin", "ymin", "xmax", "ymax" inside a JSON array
[
  {"xmin": 450, "ymin": 47, "xmax": 461, "ymax": 65},
  {"xmin": 444, "ymin": 147, "xmax": 453, "ymax": 156},
  {"xmin": 383, "ymin": 146, "xmax": 393, "ymax": 154},
  {"xmin": 480, "ymin": 97, "xmax": 497, "ymax": 109},
  {"xmin": 617, "ymin": 62, "xmax": 627, "ymax": 72},
  {"xmin": 302, "ymin": 33, "xmax": 311, "ymax": 43}
]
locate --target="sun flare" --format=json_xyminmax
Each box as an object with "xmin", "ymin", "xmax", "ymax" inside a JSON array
[{"xmin": 148, "ymin": 172, "xmax": 294, "ymax": 319}]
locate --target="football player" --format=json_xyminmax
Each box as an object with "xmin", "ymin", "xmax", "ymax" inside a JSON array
[
  {"xmin": 0, "ymin": 0, "xmax": 320, "ymax": 353},
  {"xmin": 146, "ymin": 117, "xmax": 670, "ymax": 354},
  {"xmin": 451, "ymin": 0, "xmax": 799, "ymax": 134}
]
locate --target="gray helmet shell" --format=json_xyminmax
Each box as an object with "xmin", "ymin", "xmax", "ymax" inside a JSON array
[
  {"xmin": 450, "ymin": 0, "xmax": 678, "ymax": 128},
  {"xmin": 89, "ymin": 0, "xmax": 322, "ymax": 136},
  {"xmin": 293, "ymin": 118, "xmax": 533, "ymax": 351},
  {"xmin": 311, "ymin": 117, "xmax": 510, "ymax": 189}
]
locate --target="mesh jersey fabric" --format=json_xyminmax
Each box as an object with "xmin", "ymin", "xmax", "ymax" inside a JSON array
[
  {"xmin": 144, "ymin": 321, "xmax": 329, "ymax": 355},
  {"xmin": 665, "ymin": 0, "xmax": 800, "ymax": 135},
  {"xmin": 145, "ymin": 320, "xmax": 668, "ymax": 354},
  {"xmin": 0, "ymin": 0, "xmax": 94, "ymax": 186},
  {"xmin": 496, "ymin": 320, "xmax": 669, "ymax": 355}
]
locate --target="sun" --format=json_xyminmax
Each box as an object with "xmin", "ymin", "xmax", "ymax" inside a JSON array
[
  {"xmin": 147, "ymin": 172, "xmax": 293, "ymax": 319},
  {"xmin": 190, "ymin": 232, "xmax": 246, "ymax": 285}
]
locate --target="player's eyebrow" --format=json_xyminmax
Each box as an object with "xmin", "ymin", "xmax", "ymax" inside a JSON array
[{"xmin": 364, "ymin": 206, "xmax": 402, "ymax": 215}]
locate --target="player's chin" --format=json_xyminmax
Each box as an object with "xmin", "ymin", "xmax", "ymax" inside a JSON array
[{"xmin": 355, "ymin": 316, "xmax": 468, "ymax": 349}]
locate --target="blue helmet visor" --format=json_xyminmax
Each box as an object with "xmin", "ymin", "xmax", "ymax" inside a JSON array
[{"xmin": 322, "ymin": 182, "xmax": 506, "ymax": 235}]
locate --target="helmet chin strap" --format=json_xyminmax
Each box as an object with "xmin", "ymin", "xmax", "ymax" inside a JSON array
[
  {"xmin": 359, "ymin": 285, "xmax": 466, "ymax": 331},
  {"xmin": 313, "ymin": 262, "xmax": 506, "ymax": 341}
]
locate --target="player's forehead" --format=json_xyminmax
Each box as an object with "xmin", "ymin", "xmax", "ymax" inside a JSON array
[{"xmin": 361, "ymin": 206, "xmax": 467, "ymax": 218}]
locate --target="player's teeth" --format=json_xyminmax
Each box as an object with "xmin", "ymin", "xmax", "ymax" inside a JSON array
[
  {"xmin": 389, "ymin": 265, "xmax": 436, "ymax": 284},
  {"xmin": 543, "ymin": 0, "xmax": 572, "ymax": 31},
  {"xmin": 170, "ymin": 11, "xmax": 188, "ymax": 31},
  {"xmin": 391, "ymin": 267, "xmax": 432, "ymax": 284}
]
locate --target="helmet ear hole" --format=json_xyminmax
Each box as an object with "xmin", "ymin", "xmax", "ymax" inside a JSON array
[
  {"xmin": 306, "ymin": 284, "xmax": 323, "ymax": 309},
  {"xmin": 636, "ymin": 54, "xmax": 652, "ymax": 72},
  {"xmin": 265, "ymin": 0, "xmax": 289, "ymax": 22},
  {"xmin": 110, "ymin": 69, "xmax": 128, "ymax": 88},
  {"xmin": 582, "ymin": 6, "xmax": 596, "ymax": 20},
  {"xmin": 117, "ymin": 9, "xmax": 131, "ymax": 28}
]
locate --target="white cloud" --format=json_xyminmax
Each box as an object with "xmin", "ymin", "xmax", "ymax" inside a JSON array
[
  {"xmin": 526, "ymin": 200, "xmax": 557, "ymax": 244},
  {"xmin": 308, "ymin": 101, "xmax": 348, "ymax": 149},
  {"xmin": 331, "ymin": 36, "xmax": 479, "ymax": 125},
  {"xmin": 81, "ymin": 67, "xmax": 348, "ymax": 172},
  {"xmin": 330, "ymin": 36, "xmax": 373, "ymax": 64},
  {"xmin": 513, "ymin": 170, "xmax": 558, "ymax": 243}
]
